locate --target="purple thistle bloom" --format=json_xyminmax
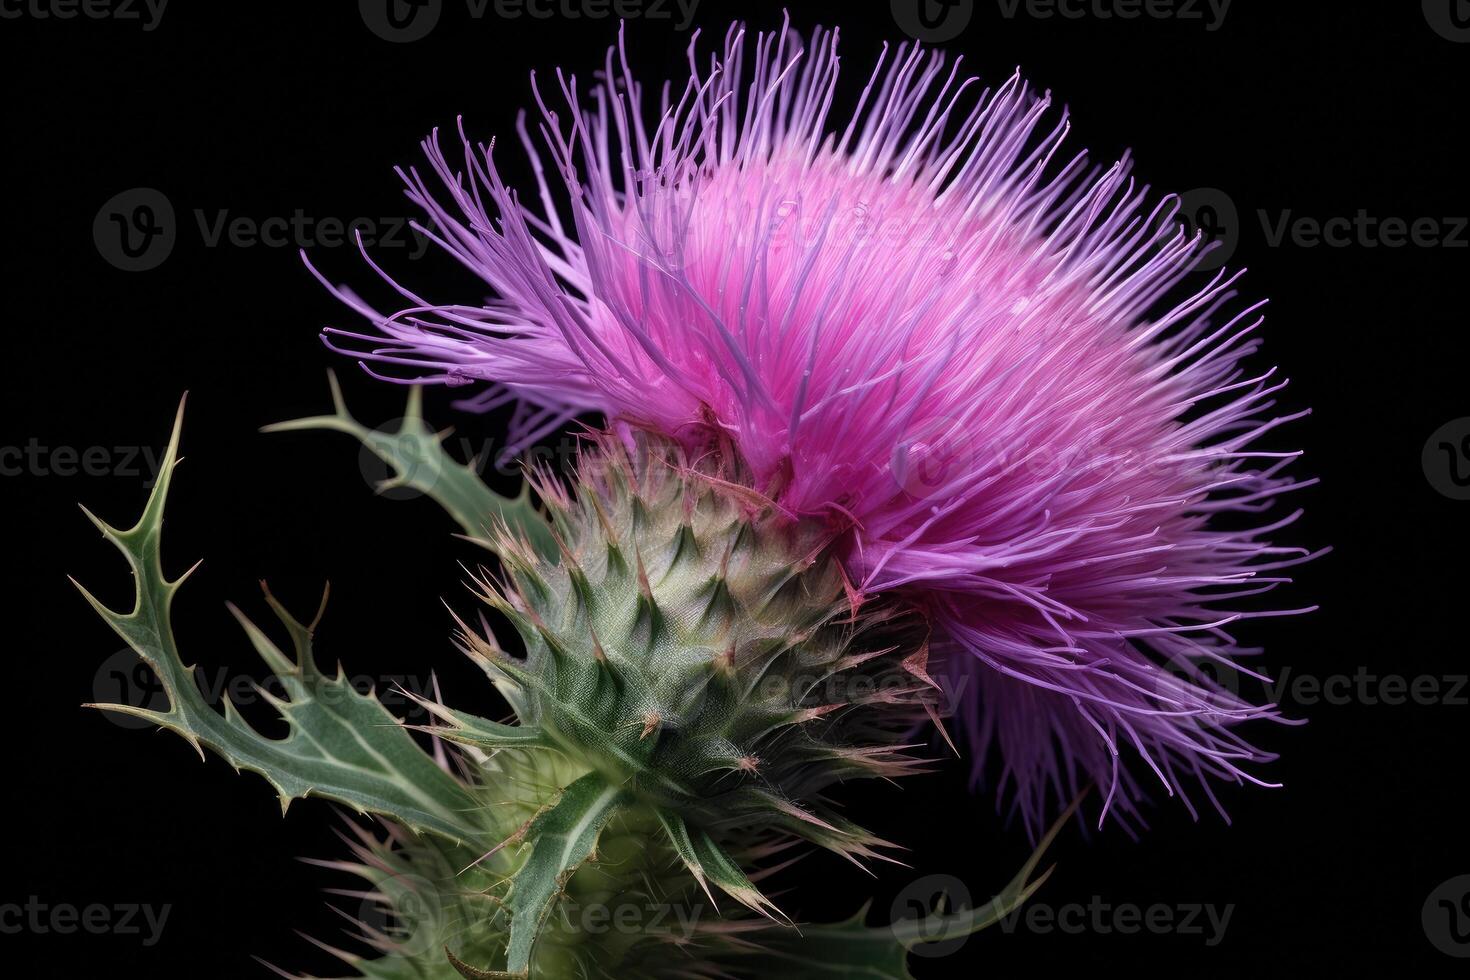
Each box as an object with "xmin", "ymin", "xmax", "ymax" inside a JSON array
[{"xmin": 311, "ymin": 18, "xmax": 1320, "ymax": 836}]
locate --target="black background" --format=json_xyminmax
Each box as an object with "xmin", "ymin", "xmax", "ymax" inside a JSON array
[{"xmin": 3, "ymin": 1, "xmax": 1467, "ymax": 975}]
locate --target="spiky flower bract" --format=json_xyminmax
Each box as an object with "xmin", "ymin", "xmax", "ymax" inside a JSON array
[
  {"xmin": 456, "ymin": 426, "xmax": 938, "ymax": 881},
  {"xmin": 313, "ymin": 19, "xmax": 1318, "ymax": 835}
]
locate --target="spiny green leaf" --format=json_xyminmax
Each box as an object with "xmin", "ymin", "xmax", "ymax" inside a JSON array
[
  {"xmin": 74, "ymin": 397, "xmax": 485, "ymax": 845},
  {"xmin": 452, "ymin": 772, "xmax": 627, "ymax": 978},
  {"xmin": 401, "ymin": 694, "xmax": 549, "ymax": 753},
  {"xmin": 741, "ymin": 794, "xmax": 1080, "ymax": 979},
  {"xmin": 263, "ymin": 371, "xmax": 557, "ymax": 560},
  {"xmin": 654, "ymin": 810, "xmax": 712, "ymax": 902}
]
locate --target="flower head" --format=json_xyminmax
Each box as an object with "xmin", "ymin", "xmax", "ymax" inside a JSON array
[{"xmin": 312, "ymin": 18, "xmax": 1317, "ymax": 836}]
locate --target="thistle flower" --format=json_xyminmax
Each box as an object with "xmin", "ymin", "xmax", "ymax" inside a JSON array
[{"xmin": 312, "ymin": 19, "xmax": 1318, "ymax": 836}]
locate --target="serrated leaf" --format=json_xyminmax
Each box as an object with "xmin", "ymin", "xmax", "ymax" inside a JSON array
[
  {"xmin": 74, "ymin": 397, "xmax": 485, "ymax": 845},
  {"xmin": 263, "ymin": 371, "xmax": 557, "ymax": 559},
  {"xmin": 449, "ymin": 772, "xmax": 626, "ymax": 978}
]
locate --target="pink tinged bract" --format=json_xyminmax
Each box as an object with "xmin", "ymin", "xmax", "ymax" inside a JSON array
[{"xmin": 311, "ymin": 17, "xmax": 1320, "ymax": 838}]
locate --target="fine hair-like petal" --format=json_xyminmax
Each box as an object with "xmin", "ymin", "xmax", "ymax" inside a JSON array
[{"xmin": 312, "ymin": 17, "xmax": 1319, "ymax": 837}]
